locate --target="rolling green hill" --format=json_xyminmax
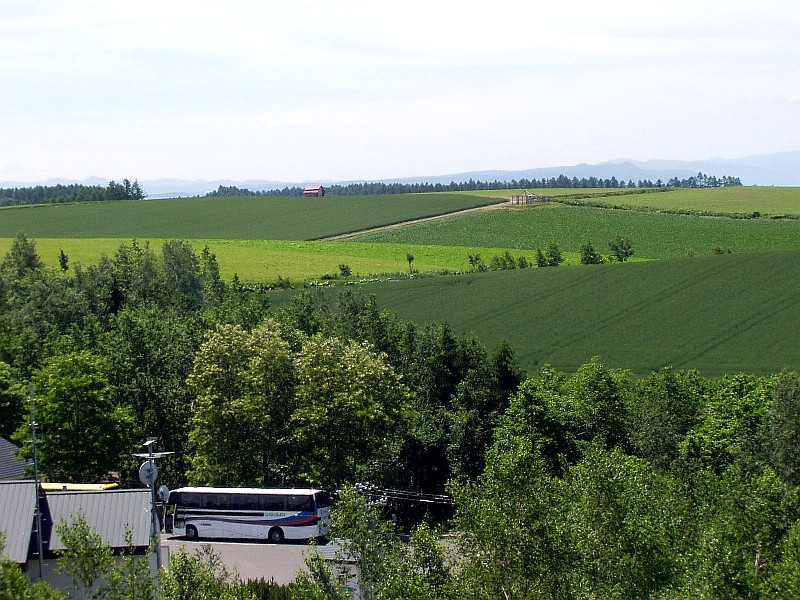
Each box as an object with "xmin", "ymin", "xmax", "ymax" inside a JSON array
[
  {"xmin": 269, "ymin": 250, "xmax": 800, "ymax": 377},
  {"xmin": 0, "ymin": 193, "xmax": 504, "ymax": 239},
  {"xmin": 355, "ymin": 203, "xmax": 800, "ymax": 259}
]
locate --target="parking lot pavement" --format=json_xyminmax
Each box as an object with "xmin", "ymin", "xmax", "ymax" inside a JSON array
[{"xmin": 160, "ymin": 535, "xmax": 317, "ymax": 585}]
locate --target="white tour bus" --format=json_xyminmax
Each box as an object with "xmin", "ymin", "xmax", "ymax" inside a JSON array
[{"xmin": 167, "ymin": 486, "xmax": 331, "ymax": 543}]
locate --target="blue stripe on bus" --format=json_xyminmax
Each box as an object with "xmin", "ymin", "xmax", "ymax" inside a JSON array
[{"xmin": 186, "ymin": 514, "xmax": 319, "ymax": 527}]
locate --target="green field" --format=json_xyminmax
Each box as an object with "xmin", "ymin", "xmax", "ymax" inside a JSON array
[
  {"xmin": 268, "ymin": 249, "xmax": 800, "ymax": 377},
  {"xmin": 355, "ymin": 203, "xmax": 800, "ymax": 259},
  {"xmin": 0, "ymin": 238, "xmax": 551, "ymax": 282},
  {"xmin": 0, "ymin": 193, "xmax": 504, "ymax": 240},
  {"xmin": 562, "ymin": 186, "xmax": 800, "ymax": 216}
]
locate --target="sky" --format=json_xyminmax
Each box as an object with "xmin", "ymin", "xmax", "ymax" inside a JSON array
[{"xmin": 1, "ymin": 0, "xmax": 799, "ymax": 184}]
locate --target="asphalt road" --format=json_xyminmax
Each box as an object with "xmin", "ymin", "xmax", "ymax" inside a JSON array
[{"xmin": 160, "ymin": 534, "xmax": 317, "ymax": 584}]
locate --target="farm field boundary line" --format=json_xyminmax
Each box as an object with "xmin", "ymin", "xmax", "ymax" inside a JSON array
[{"xmin": 321, "ymin": 202, "xmax": 512, "ymax": 241}]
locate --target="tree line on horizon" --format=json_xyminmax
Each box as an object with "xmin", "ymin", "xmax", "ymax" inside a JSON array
[
  {"xmin": 206, "ymin": 171, "xmax": 742, "ymax": 198},
  {"xmin": 0, "ymin": 172, "xmax": 742, "ymax": 207},
  {"xmin": 0, "ymin": 179, "xmax": 146, "ymax": 207}
]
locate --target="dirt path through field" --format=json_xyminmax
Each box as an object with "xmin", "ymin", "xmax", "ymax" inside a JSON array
[{"xmin": 322, "ymin": 201, "xmax": 511, "ymax": 241}]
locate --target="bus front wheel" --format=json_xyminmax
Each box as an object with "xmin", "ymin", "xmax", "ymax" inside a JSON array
[
  {"xmin": 185, "ymin": 525, "xmax": 199, "ymax": 541},
  {"xmin": 268, "ymin": 527, "xmax": 285, "ymax": 544}
]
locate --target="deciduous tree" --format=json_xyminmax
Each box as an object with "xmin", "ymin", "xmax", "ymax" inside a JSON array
[
  {"xmin": 13, "ymin": 351, "xmax": 133, "ymax": 482},
  {"xmin": 291, "ymin": 335, "xmax": 408, "ymax": 486},
  {"xmin": 187, "ymin": 320, "xmax": 295, "ymax": 486}
]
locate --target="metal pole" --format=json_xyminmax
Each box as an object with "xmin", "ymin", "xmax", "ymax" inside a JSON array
[
  {"xmin": 29, "ymin": 385, "xmax": 44, "ymax": 579},
  {"xmin": 148, "ymin": 454, "xmax": 162, "ymax": 569}
]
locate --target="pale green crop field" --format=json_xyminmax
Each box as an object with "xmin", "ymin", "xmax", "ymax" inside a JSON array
[
  {"xmin": 579, "ymin": 186, "xmax": 800, "ymax": 216},
  {"xmin": 468, "ymin": 186, "xmax": 800, "ymax": 216},
  {"xmin": 0, "ymin": 238, "xmax": 557, "ymax": 282}
]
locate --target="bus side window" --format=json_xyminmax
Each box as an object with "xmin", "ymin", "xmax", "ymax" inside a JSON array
[
  {"xmin": 230, "ymin": 495, "xmax": 258, "ymax": 511},
  {"xmin": 260, "ymin": 495, "xmax": 285, "ymax": 511},
  {"xmin": 286, "ymin": 495, "xmax": 314, "ymax": 512},
  {"xmin": 204, "ymin": 493, "xmax": 228, "ymax": 509}
]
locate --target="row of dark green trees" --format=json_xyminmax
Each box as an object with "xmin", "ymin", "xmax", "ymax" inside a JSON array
[
  {"xmin": 205, "ymin": 171, "xmax": 742, "ymax": 198},
  {"xmin": 0, "ymin": 179, "xmax": 146, "ymax": 207},
  {"xmin": 1, "ymin": 232, "xmax": 798, "ymax": 598}
]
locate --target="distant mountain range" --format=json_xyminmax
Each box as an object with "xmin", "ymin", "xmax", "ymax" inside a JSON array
[{"xmin": 3, "ymin": 151, "xmax": 798, "ymax": 198}]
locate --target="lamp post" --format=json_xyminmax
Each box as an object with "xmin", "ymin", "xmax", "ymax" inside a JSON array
[{"xmin": 133, "ymin": 438, "xmax": 173, "ymax": 575}]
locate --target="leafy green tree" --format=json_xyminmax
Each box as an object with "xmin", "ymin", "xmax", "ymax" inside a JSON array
[
  {"xmin": 680, "ymin": 466, "xmax": 788, "ymax": 598},
  {"xmin": 562, "ymin": 357, "xmax": 632, "ymax": 451},
  {"xmin": 579, "ymin": 240, "xmax": 604, "ymax": 264},
  {"xmin": 490, "ymin": 366, "xmax": 578, "ymax": 477},
  {"xmin": 680, "ymin": 373, "xmax": 770, "ymax": 474},
  {"xmin": 628, "ymin": 367, "xmax": 705, "ymax": 467},
  {"xmin": 101, "ymin": 306, "xmax": 203, "ymax": 483},
  {"xmin": 58, "ymin": 249, "xmax": 69, "ymax": 273},
  {"xmin": 298, "ymin": 487, "xmax": 454, "ymax": 600},
  {"xmin": 0, "ymin": 534, "xmax": 65, "ymax": 599},
  {"xmin": 608, "ymin": 235, "xmax": 634, "ymax": 262},
  {"xmin": 560, "ymin": 444, "xmax": 683, "ymax": 598},
  {"xmin": 1, "ymin": 232, "xmax": 44, "ymax": 278},
  {"xmin": 291, "ymin": 335, "xmax": 408, "ymax": 486},
  {"xmin": 188, "ymin": 320, "xmax": 296, "ymax": 486},
  {"xmin": 446, "ymin": 343, "xmax": 524, "ymax": 481},
  {"xmin": 12, "ymin": 351, "xmax": 134, "ymax": 482},
  {"xmin": 161, "ymin": 240, "xmax": 203, "ymax": 310},
  {"xmin": 536, "ymin": 240, "xmax": 563, "ymax": 267},
  {"xmin": 159, "ymin": 546, "xmax": 255, "ymax": 600},
  {"xmin": 0, "ymin": 361, "xmax": 26, "ymax": 438},
  {"xmin": 765, "ymin": 370, "xmax": 800, "ymax": 488},
  {"xmin": 466, "ymin": 253, "xmax": 486, "ymax": 272},
  {"xmin": 762, "ymin": 519, "xmax": 800, "ymax": 598},
  {"xmin": 199, "ymin": 246, "xmax": 225, "ymax": 306},
  {"xmin": 450, "ymin": 437, "xmax": 567, "ymax": 599},
  {"xmin": 0, "ymin": 262, "xmax": 92, "ymax": 374},
  {"xmin": 55, "ymin": 511, "xmax": 116, "ymax": 600}
]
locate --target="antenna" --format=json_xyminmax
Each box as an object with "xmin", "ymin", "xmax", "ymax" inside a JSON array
[
  {"xmin": 132, "ymin": 438, "xmax": 173, "ymax": 575},
  {"xmin": 29, "ymin": 385, "xmax": 44, "ymax": 580}
]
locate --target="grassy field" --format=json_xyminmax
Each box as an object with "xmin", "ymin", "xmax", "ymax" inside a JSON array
[
  {"xmin": 0, "ymin": 238, "xmax": 553, "ymax": 282},
  {"xmin": 482, "ymin": 186, "xmax": 800, "ymax": 217},
  {"xmin": 0, "ymin": 193, "xmax": 504, "ymax": 240},
  {"xmin": 355, "ymin": 204, "xmax": 800, "ymax": 259},
  {"xmin": 561, "ymin": 186, "xmax": 800, "ymax": 217},
  {"xmin": 268, "ymin": 249, "xmax": 800, "ymax": 377}
]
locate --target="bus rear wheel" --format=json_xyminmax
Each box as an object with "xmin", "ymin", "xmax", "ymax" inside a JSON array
[
  {"xmin": 268, "ymin": 527, "xmax": 284, "ymax": 544},
  {"xmin": 185, "ymin": 525, "xmax": 199, "ymax": 540}
]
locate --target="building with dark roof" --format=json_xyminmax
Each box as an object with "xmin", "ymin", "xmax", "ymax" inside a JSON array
[{"xmin": 0, "ymin": 436, "xmax": 30, "ymax": 480}]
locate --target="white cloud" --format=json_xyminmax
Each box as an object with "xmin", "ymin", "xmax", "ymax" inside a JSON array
[{"xmin": 1, "ymin": 0, "xmax": 798, "ymax": 181}]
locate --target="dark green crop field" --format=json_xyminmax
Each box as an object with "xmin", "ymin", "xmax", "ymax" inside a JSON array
[
  {"xmin": 0, "ymin": 193, "xmax": 504, "ymax": 240},
  {"xmin": 269, "ymin": 249, "xmax": 800, "ymax": 377},
  {"xmin": 355, "ymin": 204, "xmax": 800, "ymax": 259}
]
